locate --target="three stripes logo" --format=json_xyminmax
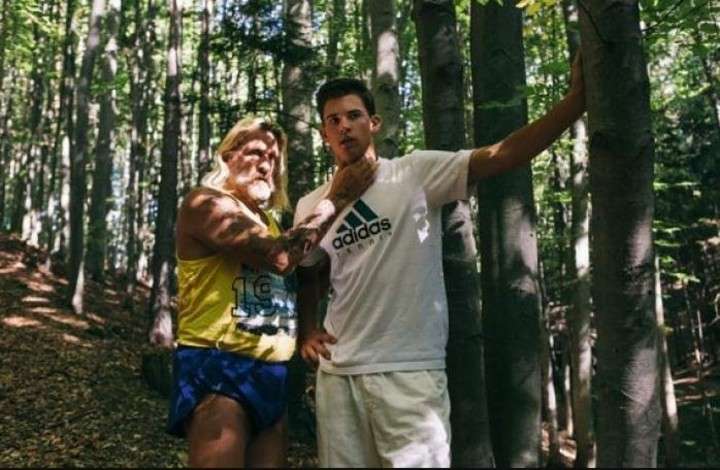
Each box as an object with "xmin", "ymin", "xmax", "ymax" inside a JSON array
[{"xmin": 332, "ymin": 199, "xmax": 392, "ymax": 250}]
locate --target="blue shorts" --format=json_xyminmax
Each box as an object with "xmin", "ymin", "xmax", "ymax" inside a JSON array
[{"xmin": 167, "ymin": 345, "xmax": 288, "ymax": 437}]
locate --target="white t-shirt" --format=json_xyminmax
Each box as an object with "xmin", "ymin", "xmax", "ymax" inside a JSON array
[{"xmin": 294, "ymin": 150, "xmax": 472, "ymax": 375}]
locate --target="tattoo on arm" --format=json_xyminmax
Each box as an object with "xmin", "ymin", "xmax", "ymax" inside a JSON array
[{"xmin": 269, "ymin": 199, "xmax": 341, "ymax": 272}]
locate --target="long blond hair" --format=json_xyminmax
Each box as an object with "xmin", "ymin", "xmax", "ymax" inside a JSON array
[{"xmin": 201, "ymin": 116, "xmax": 289, "ymax": 212}]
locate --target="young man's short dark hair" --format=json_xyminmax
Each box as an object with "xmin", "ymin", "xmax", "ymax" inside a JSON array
[{"xmin": 316, "ymin": 78, "xmax": 376, "ymax": 120}]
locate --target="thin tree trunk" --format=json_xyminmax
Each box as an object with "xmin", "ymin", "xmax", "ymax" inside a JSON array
[
  {"xmin": 196, "ymin": 0, "xmax": 213, "ymax": 179},
  {"xmin": 655, "ymin": 256, "xmax": 679, "ymax": 467},
  {"xmin": 368, "ymin": 0, "xmax": 400, "ymax": 159},
  {"xmin": 13, "ymin": 23, "xmax": 45, "ymax": 237},
  {"xmin": 281, "ymin": 0, "xmax": 315, "ymax": 444},
  {"xmin": 87, "ymin": 0, "xmax": 119, "ymax": 282},
  {"xmin": 0, "ymin": 0, "xmax": 8, "ymax": 89},
  {"xmin": 0, "ymin": 74, "xmax": 12, "ymax": 229},
  {"xmin": 326, "ymin": 0, "xmax": 345, "ymax": 80},
  {"xmin": 69, "ymin": 0, "xmax": 106, "ymax": 314},
  {"xmin": 0, "ymin": 0, "xmax": 9, "ymax": 227},
  {"xmin": 148, "ymin": 0, "xmax": 182, "ymax": 347},
  {"xmin": 579, "ymin": 1, "xmax": 661, "ymax": 466},
  {"xmin": 541, "ymin": 306, "xmax": 562, "ymax": 466},
  {"xmin": 471, "ymin": 0, "xmax": 541, "ymax": 466},
  {"xmin": 47, "ymin": 0, "xmax": 77, "ymax": 260},
  {"xmin": 282, "ymin": 0, "xmax": 314, "ymax": 207},
  {"xmin": 560, "ymin": 1, "xmax": 594, "ymax": 465},
  {"xmin": 413, "ymin": 1, "xmax": 495, "ymax": 466},
  {"xmin": 125, "ymin": 0, "xmax": 157, "ymax": 305},
  {"xmin": 685, "ymin": 282, "xmax": 720, "ymax": 461}
]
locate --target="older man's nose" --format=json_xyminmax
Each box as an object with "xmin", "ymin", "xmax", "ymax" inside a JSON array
[{"xmin": 258, "ymin": 160, "xmax": 271, "ymax": 175}]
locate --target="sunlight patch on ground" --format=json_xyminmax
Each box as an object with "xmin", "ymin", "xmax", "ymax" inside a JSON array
[
  {"xmin": 85, "ymin": 313, "xmax": 107, "ymax": 325},
  {"xmin": 24, "ymin": 279, "xmax": 56, "ymax": 293},
  {"xmin": 0, "ymin": 263, "xmax": 25, "ymax": 275},
  {"xmin": 62, "ymin": 333, "xmax": 90, "ymax": 347},
  {"xmin": 34, "ymin": 311, "xmax": 90, "ymax": 329},
  {"xmin": 22, "ymin": 294, "xmax": 51, "ymax": 304},
  {"xmin": 28, "ymin": 306, "xmax": 60, "ymax": 314},
  {"xmin": 2, "ymin": 315, "xmax": 42, "ymax": 328}
]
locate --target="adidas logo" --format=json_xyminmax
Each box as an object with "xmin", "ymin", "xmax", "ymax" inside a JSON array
[{"xmin": 332, "ymin": 199, "xmax": 392, "ymax": 250}]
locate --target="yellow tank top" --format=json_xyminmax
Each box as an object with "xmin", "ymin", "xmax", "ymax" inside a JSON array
[{"xmin": 176, "ymin": 210, "xmax": 297, "ymax": 362}]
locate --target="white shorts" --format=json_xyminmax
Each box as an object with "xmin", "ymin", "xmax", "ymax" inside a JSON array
[{"xmin": 315, "ymin": 369, "xmax": 451, "ymax": 468}]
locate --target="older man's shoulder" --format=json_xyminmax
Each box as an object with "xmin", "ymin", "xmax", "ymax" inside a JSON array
[{"xmin": 181, "ymin": 187, "xmax": 242, "ymax": 218}]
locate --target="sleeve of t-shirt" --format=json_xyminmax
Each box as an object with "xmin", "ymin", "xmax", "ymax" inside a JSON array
[
  {"xmin": 293, "ymin": 191, "xmax": 328, "ymax": 267},
  {"xmin": 405, "ymin": 149, "xmax": 472, "ymax": 208}
]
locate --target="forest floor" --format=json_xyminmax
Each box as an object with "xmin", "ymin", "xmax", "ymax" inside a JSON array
[{"xmin": 1, "ymin": 232, "xmax": 718, "ymax": 467}]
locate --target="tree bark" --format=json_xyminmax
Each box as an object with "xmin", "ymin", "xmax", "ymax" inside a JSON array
[
  {"xmin": 326, "ymin": 0, "xmax": 345, "ymax": 80},
  {"xmin": 655, "ymin": 257, "xmax": 679, "ymax": 467},
  {"xmin": 471, "ymin": 0, "xmax": 541, "ymax": 466},
  {"xmin": 69, "ymin": 0, "xmax": 106, "ymax": 314},
  {"xmin": 560, "ymin": 1, "xmax": 595, "ymax": 466},
  {"xmin": 46, "ymin": 0, "xmax": 77, "ymax": 259},
  {"xmin": 414, "ymin": 1, "xmax": 494, "ymax": 466},
  {"xmin": 148, "ymin": 0, "xmax": 182, "ymax": 346},
  {"xmin": 87, "ymin": 0, "xmax": 120, "ymax": 282},
  {"xmin": 125, "ymin": 0, "xmax": 157, "ymax": 304},
  {"xmin": 196, "ymin": 0, "xmax": 213, "ymax": 180},
  {"xmin": 578, "ymin": 1, "xmax": 661, "ymax": 466},
  {"xmin": 368, "ymin": 0, "xmax": 400, "ymax": 159},
  {"xmin": 282, "ymin": 0, "xmax": 314, "ymax": 207}
]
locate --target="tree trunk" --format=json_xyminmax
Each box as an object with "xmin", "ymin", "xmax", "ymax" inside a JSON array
[
  {"xmin": 87, "ymin": 0, "xmax": 120, "ymax": 282},
  {"xmin": 69, "ymin": 0, "xmax": 106, "ymax": 314},
  {"xmin": 326, "ymin": 0, "xmax": 345, "ymax": 80},
  {"xmin": 368, "ymin": 0, "xmax": 400, "ymax": 159},
  {"xmin": 281, "ymin": 0, "xmax": 315, "ymax": 445},
  {"xmin": 0, "ymin": 74, "xmax": 12, "ymax": 229},
  {"xmin": 655, "ymin": 257, "xmax": 679, "ymax": 467},
  {"xmin": 471, "ymin": 0, "xmax": 541, "ymax": 466},
  {"xmin": 413, "ymin": 1, "xmax": 494, "ymax": 466},
  {"xmin": 46, "ymin": 0, "xmax": 77, "ymax": 260},
  {"xmin": 148, "ymin": 0, "xmax": 182, "ymax": 348},
  {"xmin": 282, "ymin": 0, "xmax": 314, "ymax": 208},
  {"xmin": 578, "ymin": 1, "xmax": 661, "ymax": 466},
  {"xmin": 541, "ymin": 306, "xmax": 562, "ymax": 466},
  {"xmin": 0, "ymin": 0, "xmax": 9, "ymax": 227},
  {"xmin": 125, "ymin": 0, "xmax": 157, "ymax": 305},
  {"xmin": 196, "ymin": 0, "xmax": 213, "ymax": 180},
  {"xmin": 685, "ymin": 282, "xmax": 720, "ymax": 461},
  {"xmin": 560, "ymin": 1, "xmax": 595, "ymax": 465},
  {"xmin": 0, "ymin": 0, "xmax": 8, "ymax": 89}
]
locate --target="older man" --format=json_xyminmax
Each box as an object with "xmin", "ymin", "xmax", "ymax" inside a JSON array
[{"xmin": 167, "ymin": 116, "xmax": 376, "ymax": 467}]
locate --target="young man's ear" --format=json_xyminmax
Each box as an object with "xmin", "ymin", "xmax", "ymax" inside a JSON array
[{"xmin": 370, "ymin": 115, "xmax": 382, "ymax": 134}]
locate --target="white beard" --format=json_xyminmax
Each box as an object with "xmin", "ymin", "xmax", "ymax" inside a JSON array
[{"xmin": 247, "ymin": 180, "xmax": 272, "ymax": 207}]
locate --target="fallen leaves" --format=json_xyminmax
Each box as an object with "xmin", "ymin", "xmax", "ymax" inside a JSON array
[{"xmin": 0, "ymin": 233, "xmax": 317, "ymax": 467}]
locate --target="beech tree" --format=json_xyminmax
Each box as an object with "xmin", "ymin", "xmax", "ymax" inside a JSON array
[
  {"xmin": 414, "ymin": 0, "xmax": 494, "ymax": 466},
  {"xmin": 471, "ymin": 0, "xmax": 542, "ymax": 465},
  {"xmin": 579, "ymin": 0, "xmax": 661, "ymax": 465}
]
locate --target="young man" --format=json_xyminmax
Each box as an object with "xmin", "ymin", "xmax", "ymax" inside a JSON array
[
  {"xmin": 294, "ymin": 56, "xmax": 585, "ymax": 467},
  {"xmin": 167, "ymin": 116, "xmax": 376, "ymax": 467}
]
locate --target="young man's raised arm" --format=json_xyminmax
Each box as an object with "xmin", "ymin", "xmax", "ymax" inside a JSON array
[
  {"xmin": 468, "ymin": 53, "xmax": 586, "ymax": 184},
  {"xmin": 181, "ymin": 158, "xmax": 377, "ymax": 275}
]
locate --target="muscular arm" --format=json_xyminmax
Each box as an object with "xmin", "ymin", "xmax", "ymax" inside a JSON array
[
  {"xmin": 179, "ymin": 159, "xmax": 377, "ymax": 275},
  {"xmin": 468, "ymin": 53, "xmax": 586, "ymax": 185}
]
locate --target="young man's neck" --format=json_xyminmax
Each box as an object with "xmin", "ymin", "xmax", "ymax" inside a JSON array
[{"xmin": 336, "ymin": 147, "xmax": 378, "ymax": 171}]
